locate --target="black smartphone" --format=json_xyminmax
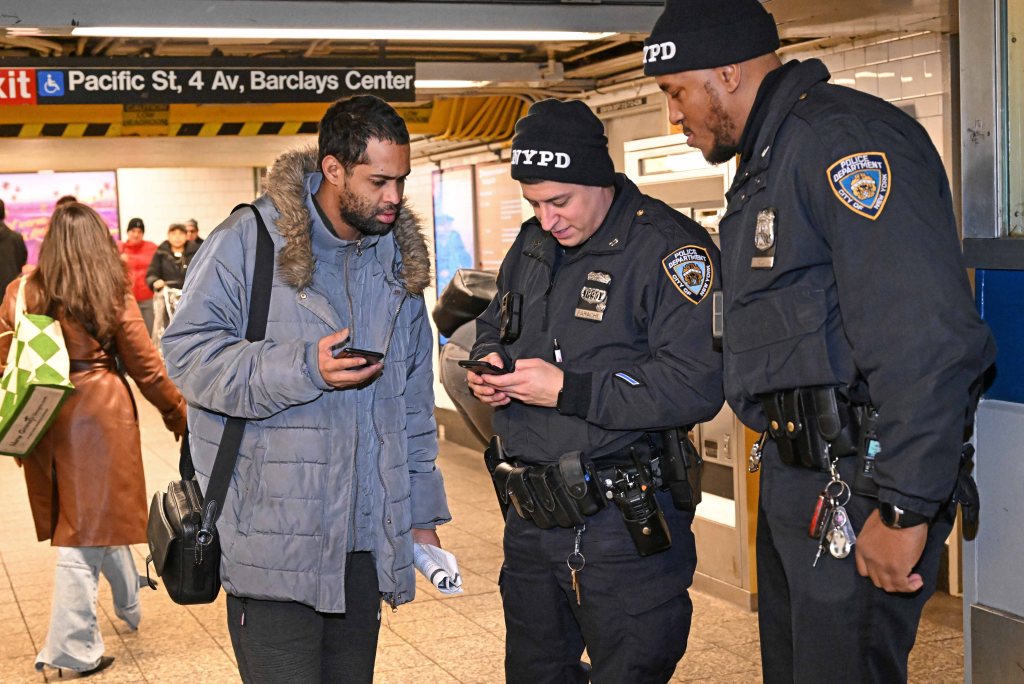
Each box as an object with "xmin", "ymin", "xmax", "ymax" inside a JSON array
[
  {"xmin": 458, "ymin": 359, "xmax": 509, "ymax": 375},
  {"xmin": 331, "ymin": 342, "xmax": 384, "ymax": 363}
]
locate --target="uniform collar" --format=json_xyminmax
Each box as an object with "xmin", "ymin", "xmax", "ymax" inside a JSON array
[
  {"xmin": 731, "ymin": 59, "xmax": 831, "ymax": 187},
  {"xmin": 738, "ymin": 60, "xmax": 799, "ymax": 163}
]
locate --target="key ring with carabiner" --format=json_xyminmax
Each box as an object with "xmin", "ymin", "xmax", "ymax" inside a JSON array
[{"xmin": 823, "ymin": 478, "xmax": 851, "ymax": 507}]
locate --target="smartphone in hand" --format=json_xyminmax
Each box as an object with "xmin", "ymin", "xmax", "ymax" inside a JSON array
[
  {"xmin": 330, "ymin": 342, "xmax": 384, "ymax": 364},
  {"xmin": 458, "ymin": 359, "xmax": 509, "ymax": 375}
]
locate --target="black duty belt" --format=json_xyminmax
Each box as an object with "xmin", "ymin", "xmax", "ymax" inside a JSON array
[
  {"xmin": 759, "ymin": 386, "xmax": 866, "ymax": 472},
  {"xmin": 589, "ymin": 435, "xmax": 662, "ymax": 468},
  {"xmin": 483, "ymin": 430, "xmax": 702, "ymax": 557}
]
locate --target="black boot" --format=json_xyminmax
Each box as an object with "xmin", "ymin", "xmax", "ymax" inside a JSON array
[{"xmin": 59, "ymin": 655, "xmax": 115, "ymax": 678}]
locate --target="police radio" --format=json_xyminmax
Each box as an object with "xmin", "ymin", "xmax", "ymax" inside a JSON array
[{"xmin": 604, "ymin": 455, "xmax": 672, "ymax": 557}]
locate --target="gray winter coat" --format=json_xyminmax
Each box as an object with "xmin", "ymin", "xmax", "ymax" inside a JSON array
[{"xmin": 161, "ymin": 146, "xmax": 450, "ymax": 612}]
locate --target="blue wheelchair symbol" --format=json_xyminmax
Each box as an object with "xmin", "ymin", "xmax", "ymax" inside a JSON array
[{"xmin": 38, "ymin": 71, "xmax": 65, "ymax": 97}]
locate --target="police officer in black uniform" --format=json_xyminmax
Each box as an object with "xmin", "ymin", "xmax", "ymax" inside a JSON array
[
  {"xmin": 644, "ymin": 1, "xmax": 997, "ymax": 682},
  {"xmin": 467, "ymin": 99, "xmax": 723, "ymax": 683}
]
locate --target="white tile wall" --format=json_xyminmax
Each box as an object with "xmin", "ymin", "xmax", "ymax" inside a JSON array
[
  {"xmin": 788, "ymin": 32, "xmax": 948, "ymax": 153},
  {"xmin": 854, "ymin": 70, "xmax": 880, "ymax": 97},
  {"xmin": 115, "ymin": 167, "xmax": 258, "ymax": 240},
  {"xmin": 877, "ymin": 69, "xmax": 902, "ymax": 101},
  {"xmin": 864, "ymin": 42, "xmax": 890, "ymax": 66}
]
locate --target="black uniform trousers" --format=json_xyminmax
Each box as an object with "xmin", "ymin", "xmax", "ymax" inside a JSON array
[
  {"xmin": 756, "ymin": 441, "xmax": 954, "ymax": 683},
  {"xmin": 501, "ymin": 489, "xmax": 697, "ymax": 684},
  {"xmin": 225, "ymin": 552, "xmax": 381, "ymax": 684}
]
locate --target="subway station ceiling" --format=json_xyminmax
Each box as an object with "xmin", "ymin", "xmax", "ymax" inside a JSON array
[
  {"xmin": 0, "ymin": 0, "xmax": 958, "ymax": 97},
  {"xmin": 0, "ymin": 0, "xmax": 957, "ymax": 170}
]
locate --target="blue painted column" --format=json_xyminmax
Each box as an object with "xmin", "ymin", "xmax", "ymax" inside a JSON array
[
  {"xmin": 965, "ymin": 267, "xmax": 1024, "ymax": 682},
  {"xmin": 975, "ymin": 269, "xmax": 1024, "ymax": 403}
]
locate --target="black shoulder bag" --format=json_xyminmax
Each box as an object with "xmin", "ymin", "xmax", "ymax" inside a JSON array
[{"xmin": 146, "ymin": 203, "xmax": 274, "ymax": 605}]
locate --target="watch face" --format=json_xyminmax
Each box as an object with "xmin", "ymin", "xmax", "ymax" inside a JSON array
[
  {"xmin": 879, "ymin": 503, "xmax": 899, "ymax": 527},
  {"xmin": 879, "ymin": 503, "xmax": 928, "ymax": 528}
]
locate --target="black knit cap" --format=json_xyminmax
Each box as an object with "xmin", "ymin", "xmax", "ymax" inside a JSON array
[
  {"xmin": 127, "ymin": 217, "xmax": 145, "ymax": 231},
  {"xmin": 643, "ymin": 0, "xmax": 780, "ymax": 76},
  {"xmin": 510, "ymin": 99, "xmax": 615, "ymax": 187}
]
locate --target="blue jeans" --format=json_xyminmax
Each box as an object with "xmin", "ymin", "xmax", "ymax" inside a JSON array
[{"xmin": 35, "ymin": 546, "xmax": 141, "ymax": 672}]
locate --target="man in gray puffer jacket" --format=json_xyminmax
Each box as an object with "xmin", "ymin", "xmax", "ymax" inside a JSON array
[{"xmin": 162, "ymin": 96, "xmax": 450, "ymax": 683}]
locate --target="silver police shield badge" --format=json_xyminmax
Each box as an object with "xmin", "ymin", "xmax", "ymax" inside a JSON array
[
  {"xmin": 754, "ymin": 208, "xmax": 776, "ymax": 251},
  {"xmin": 575, "ymin": 271, "xmax": 612, "ymax": 321},
  {"xmin": 751, "ymin": 207, "xmax": 777, "ymax": 268}
]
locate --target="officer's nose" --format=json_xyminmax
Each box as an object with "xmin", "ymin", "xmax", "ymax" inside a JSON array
[
  {"xmin": 667, "ymin": 102, "xmax": 684, "ymax": 128},
  {"xmin": 536, "ymin": 205, "xmax": 560, "ymax": 232}
]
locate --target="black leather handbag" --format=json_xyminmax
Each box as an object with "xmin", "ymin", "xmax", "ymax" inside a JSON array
[
  {"xmin": 146, "ymin": 447, "xmax": 223, "ymax": 603},
  {"xmin": 145, "ymin": 203, "xmax": 274, "ymax": 605}
]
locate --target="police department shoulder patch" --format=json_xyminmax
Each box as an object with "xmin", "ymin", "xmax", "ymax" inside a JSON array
[
  {"xmin": 662, "ymin": 245, "xmax": 713, "ymax": 305},
  {"xmin": 827, "ymin": 151, "xmax": 891, "ymax": 220}
]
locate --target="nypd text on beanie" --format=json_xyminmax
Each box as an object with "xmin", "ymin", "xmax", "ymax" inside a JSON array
[
  {"xmin": 510, "ymin": 99, "xmax": 615, "ymax": 187},
  {"xmin": 643, "ymin": 0, "xmax": 780, "ymax": 76}
]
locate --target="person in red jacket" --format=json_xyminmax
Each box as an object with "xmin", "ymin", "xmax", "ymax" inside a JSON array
[{"xmin": 118, "ymin": 217, "xmax": 158, "ymax": 334}]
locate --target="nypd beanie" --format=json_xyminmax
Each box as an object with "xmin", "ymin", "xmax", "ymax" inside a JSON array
[
  {"xmin": 643, "ymin": 0, "xmax": 780, "ymax": 76},
  {"xmin": 510, "ymin": 99, "xmax": 615, "ymax": 187}
]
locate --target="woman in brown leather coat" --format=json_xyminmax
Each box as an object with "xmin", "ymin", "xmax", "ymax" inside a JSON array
[{"xmin": 0, "ymin": 203, "xmax": 186, "ymax": 678}]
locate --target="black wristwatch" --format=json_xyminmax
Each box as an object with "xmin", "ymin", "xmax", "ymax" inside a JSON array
[{"xmin": 878, "ymin": 502, "xmax": 930, "ymax": 529}]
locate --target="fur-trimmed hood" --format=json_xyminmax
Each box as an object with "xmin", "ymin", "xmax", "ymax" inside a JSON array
[{"xmin": 264, "ymin": 146, "xmax": 432, "ymax": 296}]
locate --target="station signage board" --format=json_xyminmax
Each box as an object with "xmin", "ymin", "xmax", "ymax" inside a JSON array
[{"xmin": 0, "ymin": 59, "xmax": 416, "ymax": 105}]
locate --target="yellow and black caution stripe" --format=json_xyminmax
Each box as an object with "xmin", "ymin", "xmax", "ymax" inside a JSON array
[
  {"xmin": 168, "ymin": 121, "xmax": 320, "ymax": 136},
  {"xmin": 0, "ymin": 96, "xmax": 527, "ymax": 140},
  {"xmin": 0, "ymin": 122, "xmax": 114, "ymax": 137},
  {"xmin": 0, "ymin": 121, "xmax": 322, "ymax": 137},
  {"xmin": 0, "ymin": 103, "xmax": 330, "ymax": 139}
]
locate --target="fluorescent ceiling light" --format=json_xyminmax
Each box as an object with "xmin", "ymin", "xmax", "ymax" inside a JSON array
[
  {"xmin": 415, "ymin": 80, "xmax": 491, "ymax": 89},
  {"xmin": 71, "ymin": 27, "xmax": 612, "ymax": 42}
]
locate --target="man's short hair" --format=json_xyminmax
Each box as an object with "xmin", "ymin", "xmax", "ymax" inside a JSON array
[
  {"xmin": 517, "ymin": 177, "xmax": 612, "ymax": 190},
  {"xmin": 317, "ymin": 95, "xmax": 410, "ymax": 171},
  {"xmin": 185, "ymin": 218, "xmax": 198, "ymax": 229},
  {"xmin": 168, "ymin": 223, "xmax": 187, "ymax": 234},
  {"xmin": 0, "ymin": 199, "xmax": 5, "ymax": 222}
]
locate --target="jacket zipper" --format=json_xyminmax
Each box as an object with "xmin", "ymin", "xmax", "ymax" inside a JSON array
[
  {"xmin": 344, "ymin": 247, "xmax": 360, "ymax": 553},
  {"xmin": 542, "ymin": 266, "xmax": 557, "ymax": 332},
  {"xmin": 185, "ymin": 480, "xmax": 207, "ymax": 563},
  {"xmin": 346, "ymin": 245, "xmax": 358, "ymax": 344},
  {"xmin": 371, "ymin": 291, "xmax": 407, "ymax": 609},
  {"xmin": 186, "ymin": 480, "xmax": 203, "ymax": 518}
]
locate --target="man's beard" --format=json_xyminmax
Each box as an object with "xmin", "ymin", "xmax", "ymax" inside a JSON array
[
  {"xmin": 339, "ymin": 185, "xmax": 402, "ymax": 237},
  {"xmin": 703, "ymin": 81, "xmax": 740, "ymax": 165}
]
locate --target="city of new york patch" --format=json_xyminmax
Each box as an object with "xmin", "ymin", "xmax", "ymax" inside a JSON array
[
  {"xmin": 662, "ymin": 245, "xmax": 713, "ymax": 305},
  {"xmin": 827, "ymin": 151, "xmax": 892, "ymax": 220}
]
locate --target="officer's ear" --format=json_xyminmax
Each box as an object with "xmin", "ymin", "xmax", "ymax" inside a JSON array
[{"xmin": 714, "ymin": 64, "xmax": 742, "ymax": 95}]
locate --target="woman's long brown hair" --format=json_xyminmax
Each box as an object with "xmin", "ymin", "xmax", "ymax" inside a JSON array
[{"xmin": 29, "ymin": 202, "xmax": 130, "ymax": 345}]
